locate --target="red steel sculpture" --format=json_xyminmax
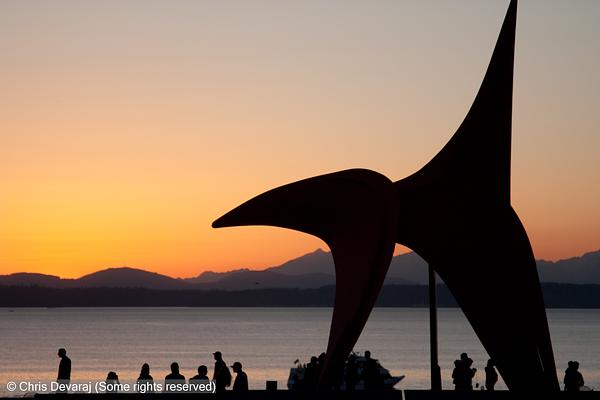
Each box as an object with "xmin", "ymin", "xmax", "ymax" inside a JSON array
[{"xmin": 213, "ymin": 0, "xmax": 559, "ymax": 391}]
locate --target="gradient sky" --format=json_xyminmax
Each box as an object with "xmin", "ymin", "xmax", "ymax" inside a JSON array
[{"xmin": 1, "ymin": 0, "xmax": 599, "ymax": 279}]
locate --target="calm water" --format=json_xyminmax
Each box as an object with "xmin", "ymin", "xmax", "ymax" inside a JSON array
[{"xmin": 0, "ymin": 308, "xmax": 599, "ymax": 395}]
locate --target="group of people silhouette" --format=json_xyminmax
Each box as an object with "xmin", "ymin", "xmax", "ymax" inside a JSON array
[
  {"xmin": 56, "ymin": 348, "xmax": 248, "ymax": 393},
  {"xmin": 451, "ymin": 353, "xmax": 587, "ymax": 392},
  {"xmin": 293, "ymin": 350, "xmax": 390, "ymax": 391},
  {"xmin": 348, "ymin": 350, "xmax": 388, "ymax": 390},
  {"xmin": 452, "ymin": 352, "xmax": 484, "ymax": 391},
  {"xmin": 58, "ymin": 347, "xmax": 588, "ymax": 392}
]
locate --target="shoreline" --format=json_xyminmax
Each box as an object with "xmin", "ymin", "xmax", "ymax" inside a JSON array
[{"xmin": 2, "ymin": 283, "xmax": 600, "ymax": 308}]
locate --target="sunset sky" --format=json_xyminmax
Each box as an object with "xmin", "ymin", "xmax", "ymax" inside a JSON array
[{"xmin": 1, "ymin": 0, "xmax": 599, "ymax": 279}]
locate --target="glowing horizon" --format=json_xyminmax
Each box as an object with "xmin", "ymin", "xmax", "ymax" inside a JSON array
[
  {"xmin": 5, "ymin": 244, "xmax": 600, "ymax": 281},
  {"xmin": 1, "ymin": 1, "xmax": 599, "ymax": 279}
]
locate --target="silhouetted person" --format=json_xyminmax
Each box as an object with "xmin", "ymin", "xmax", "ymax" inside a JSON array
[
  {"xmin": 452, "ymin": 354, "xmax": 476, "ymax": 391},
  {"xmin": 452, "ymin": 360, "xmax": 462, "ymax": 390},
  {"xmin": 460, "ymin": 354, "xmax": 468, "ymax": 365},
  {"xmin": 363, "ymin": 350, "xmax": 383, "ymax": 390},
  {"xmin": 231, "ymin": 362, "xmax": 248, "ymax": 392},
  {"xmin": 136, "ymin": 363, "xmax": 153, "ymax": 392},
  {"xmin": 213, "ymin": 351, "xmax": 231, "ymax": 392},
  {"xmin": 564, "ymin": 361, "xmax": 584, "ymax": 391},
  {"xmin": 56, "ymin": 348, "xmax": 71, "ymax": 393},
  {"xmin": 303, "ymin": 356, "xmax": 319, "ymax": 391},
  {"xmin": 164, "ymin": 362, "xmax": 185, "ymax": 392},
  {"xmin": 462, "ymin": 354, "xmax": 476, "ymax": 385},
  {"xmin": 485, "ymin": 359, "xmax": 498, "ymax": 391},
  {"xmin": 105, "ymin": 371, "xmax": 119, "ymax": 393},
  {"xmin": 190, "ymin": 365, "xmax": 209, "ymax": 383},
  {"xmin": 464, "ymin": 357, "xmax": 476, "ymax": 390},
  {"xmin": 137, "ymin": 363, "xmax": 153, "ymax": 382}
]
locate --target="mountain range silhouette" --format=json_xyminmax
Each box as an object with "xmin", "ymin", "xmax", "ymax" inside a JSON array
[{"xmin": 2, "ymin": 248, "xmax": 599, "ymax": 290}]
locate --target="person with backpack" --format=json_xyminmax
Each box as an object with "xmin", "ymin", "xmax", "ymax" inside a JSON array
[{"xmin": 212, "ymin": 351, "xmax": 231, "ymax": 392}]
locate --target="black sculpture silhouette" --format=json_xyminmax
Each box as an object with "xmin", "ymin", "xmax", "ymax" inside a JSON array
[
  {"xmin": 393, "ymin": 1, "xmax": 557, "ymax": 390},
  {"xmin": 213, "ymin": 0, "xmax": 558, "ymax": 391},
  {"xmin": 213, "ymin": 168, "xmax": 397, "ymax": 388}
]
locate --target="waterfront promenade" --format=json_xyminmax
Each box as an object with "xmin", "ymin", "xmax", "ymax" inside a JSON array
[{"xmin": 14, "ymin": 390, "xmax": 598, "ymax": 400}]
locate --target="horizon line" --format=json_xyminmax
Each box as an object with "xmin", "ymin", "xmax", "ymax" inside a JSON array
[{"xmin": 2, "ymin": 246, "xmax": 599, "ymax": 281}]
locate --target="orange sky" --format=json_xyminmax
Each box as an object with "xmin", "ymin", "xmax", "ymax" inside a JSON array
[{"xmin": 1, "ymin": 1, "xmax": 599, "ymax": 278}]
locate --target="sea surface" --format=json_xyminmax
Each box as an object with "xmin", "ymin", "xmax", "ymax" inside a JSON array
[{"xmin": 0, "ymin": 307, "xmax": 599, "ymax": 396}]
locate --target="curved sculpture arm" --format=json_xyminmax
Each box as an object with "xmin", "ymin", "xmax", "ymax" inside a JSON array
[{"xmin": 213, "ymin": 169, "xmax": 398, "ymax": 387}]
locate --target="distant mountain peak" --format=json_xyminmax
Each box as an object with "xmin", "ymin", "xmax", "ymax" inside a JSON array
[
  {"xmin": 579, "ymin": 249, "xmax": 600, "ymax": 259},
  {"xmin": 76, "ymin": 267, "xmax": 186, "ymax": 289},
  {"xmin": 5, "ymin": 272, "xmax": 61, "ymax": 280},
  {"xmin": 1, "ymin": 247, "xmax": 599, "ymax": 290}
]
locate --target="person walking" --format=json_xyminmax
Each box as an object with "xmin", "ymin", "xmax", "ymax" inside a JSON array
[
  {"xmin": 231, "ymin": 362, "xmax": 248, "ymax": 392},
  {"xmin": 56, "ymin": 348, "xmax": 71, "ymax": 393},
  {"xmin": 213, "ymin": 351, "xmax": 231, "ymax": 392}
]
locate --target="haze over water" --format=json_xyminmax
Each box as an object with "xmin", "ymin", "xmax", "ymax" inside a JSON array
[{"xmin": 1, "ymin": 307, "xmax": 599, "ymax": 396}]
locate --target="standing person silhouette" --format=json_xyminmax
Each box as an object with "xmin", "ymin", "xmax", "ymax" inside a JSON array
[
  {"xmin": 453, "ymin": 353, "xmax": 476, "ymax": 391},
  {"xmin": 363, "ymin": 350, "xmax": 382, "ymax": 390},
  {"xmin": 212, "ymin": 351, "xmax": 231, "ymax": 392},
  {"xmin": 231, "ymin": 362, "xmax": 248, "ymax": 392},
  {"xmin": 564, "ymin": 361, "xmax": 585, "ymax": 391},
  {"xmin": 303, "ymin": 356, "xmax": 319, "ymax": 391},
  {"xmin": 56, "ymin": 348, "xmax": 71, "ymax": 393},
  {"xmin": 485, "ymin": 359, "xmax": 498, "ymax": 391},
  {"xmin": 452, "ymin": 359, "xmax": 465, "ymax": 390}
]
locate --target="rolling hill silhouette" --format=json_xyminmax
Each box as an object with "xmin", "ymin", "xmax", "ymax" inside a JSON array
[
  {"xmin": 77, "ymin": 267, "xmax": 188, "ymax": 289},
  {"xmin": 1, "ymin": 248, "xmax": 599, "ymax": 290}
]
